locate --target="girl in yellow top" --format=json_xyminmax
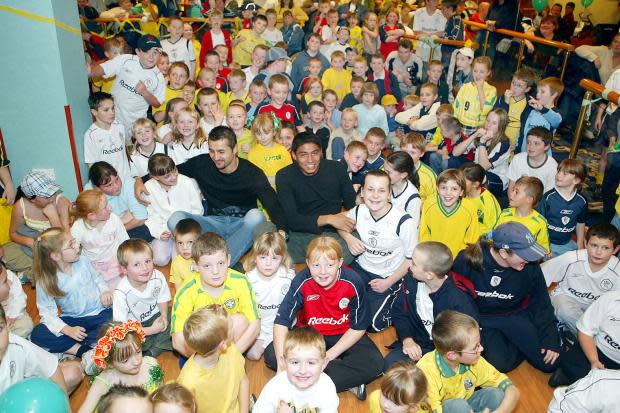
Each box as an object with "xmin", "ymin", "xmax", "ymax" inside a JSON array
[
  {"xmin": 419, "ymin": 168, "xmax": 481, "ymax": 258},
  {"xmin": 453, "ymin": 56, "xmax": 497, "ymax": 137},
  {"xmin": 462, "ymin": 163, "xmax": 501, "ymax": 234},
  {"xmin": 369, "ymin": 360, "xmax": 428, "ymax": 413},
  {"xmin": 248, "ymin": 113, "xmax": 292, "ymax": 187},
  {"xmin": 300, "ymin": 77, "xmax": 324, "ymax": 115}
]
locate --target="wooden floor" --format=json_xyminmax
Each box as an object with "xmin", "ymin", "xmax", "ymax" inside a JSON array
[{"xmin": 21, "ymin": 263, "xmax": 554, "ymax": 412}]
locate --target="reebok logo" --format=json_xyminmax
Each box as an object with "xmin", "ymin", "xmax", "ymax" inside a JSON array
[
  {"xmin": 307, "ymin": 314, "xmax": 349, "ymax": 326},
  {"xmin": 568, "ymin": 287, "xmax": 599, "ymax": 301},
  {"xmin": 307, "ymin": 294, "xmax": 320, "ymax": 301},
  {"xmin": 476, "ymin": 290, "xmax": 514, "ymax": 300}
]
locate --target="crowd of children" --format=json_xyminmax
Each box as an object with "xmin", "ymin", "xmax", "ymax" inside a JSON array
[{"xmin": 4, "ymin": 0, "xmax": 620, "ymax": 411}]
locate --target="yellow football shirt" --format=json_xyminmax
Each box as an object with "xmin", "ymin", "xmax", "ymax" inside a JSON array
[
  {"xmin": 416, "ymin": 161, "xmax": 437, "ymax": 205},
  {"xmin": 469, "ymin": 188, "xmax": 501, "ymax": 234},
  {"xmin": 171, "ymin": 270, "xmax": 259, "ymax": 333},
  {"xmin": 496, "ymin": 207, "xmax": 550, "ymax": 253}
]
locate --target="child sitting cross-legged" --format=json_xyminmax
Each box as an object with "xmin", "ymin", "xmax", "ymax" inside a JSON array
[
  {"xmin": 395, "ymin": 82, "xmax": 440, "ymax": 143},
  {"xmin": 417, "ymin": 310, "xmax": 520, "ymax": 413},
  {"xmin": 171, "ymin": 232, "xmax": 260, "ymax": 358},
  {"xmin": 254, "ymin": 326, "xmax": 339, "ymax": 412},
  {"xmin": 385, "ymin": 241, "xmax": 479, "ymax": 371},
  {"xmin": 177, "ymin": 305, "xmax": 250, "ymax": 413},
  {"xmin": 497, "ymin": 176, "xmax": 551, "ymax": 255},
  {"xmin": 144, "ymin": 154, "xmax": 203, "ymax": 266},
  {"xmin": 30, "ymin": 228, "xmax": 112, "ymax": 361},
  {"xmin": 243, "ymin": 232, "xmax": 295, "ymax": 361},
  {"xmin": 340, "ymin": 170, "xmax": 419, "ymax": 333},
  {"xmin": 77, "ymin": 321, "xmax": 164, "ymax": 413},
  {"xmin": 264, "ymin": 236, "xmax": 384, "ymax": 400},
  {"xmin": 542, "ymin": 223, "xmax": 620, "ymax": 338},
  {"xmin": 114, "ymin": 239, "xmax": 172, "ymax": 359}
]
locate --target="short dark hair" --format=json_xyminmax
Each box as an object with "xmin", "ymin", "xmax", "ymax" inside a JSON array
[
  {"xmin": 148, "ymin": 154, "xmax": 176, "ymax": 177},
  {"xmin": 398, "ymin": 39, "xmax": 413, "ymax": 51},
  {"xmin": 209, "ymin": 125, "xmax": 238, "ymax": 149},
  {"xmin": 527, "ymin": 126, "xmax": 553, "ymax": 146},
  {"xmin": 175, "ymin": 218, "xmax": 202, "ymax": 238},
  {"xmin": 566, "ymin": 1, "xmax": 575, "ymax": 8},
  {"xmin": 89, "ymin": 161, "xmax": 118, "ymax": 187},
  {"xmin": 254, "ymin": 14, "xmax": 268, "ymax": 24},
  {"xmin": 292, "ymin": 132, "xmax": 322, "ymax": 153},
  {"xmin": 88, "ymin": 91, "xmax": 114, "ymax": 110},
  {"xmin": 586, "ymin": 223, "xmax": 620, "ymax": 248},
  {"xmin": 307, "ymin": 100, "xmax": 326, "ymax": 113}
]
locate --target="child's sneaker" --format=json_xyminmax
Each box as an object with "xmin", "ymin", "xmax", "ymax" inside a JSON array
[
  {"xmin": 348, "ymin": 383, "xmax": 366, "ymax": 400},
  {"xmin": 80, "ymin": 348, "xmax": 100, "ymax": 376}
]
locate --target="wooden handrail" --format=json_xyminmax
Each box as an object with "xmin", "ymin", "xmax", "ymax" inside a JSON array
[
  {"xmin": 580, "ymin": 78, "xmax": 620, "ymax": 105},
  {"xmin": 402, "ymin": 34, "xmax": 479, "ymax": 49},
  {"xmin": 463, "ymin": 19, "xmax": 575, "ymax": 51},
  {"xmin": 93, "ymin": 17, "xmax": 236, "ymax": 23}
]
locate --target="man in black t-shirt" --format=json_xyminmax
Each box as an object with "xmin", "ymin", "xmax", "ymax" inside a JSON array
[
  {"xmin": 275, "ymin": 132, "xmax": 357, "ymax": 263},
  {"xmin": 135, "ymin": 126, "xmax": 286, "ymax": 265}
]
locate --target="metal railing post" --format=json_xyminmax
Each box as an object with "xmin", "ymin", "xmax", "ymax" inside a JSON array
[{"xmin": 569, "ymin": 90, "xmax": 593, "ymax": 159}]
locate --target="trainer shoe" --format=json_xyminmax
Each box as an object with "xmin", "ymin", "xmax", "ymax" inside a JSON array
[
  {"xmin": 348, "ymin": 384, "xmax": 367, "ymax": 401},
  {"xmin": 548, "ymin": 368, "xmax": 571, "ymax": 387}
]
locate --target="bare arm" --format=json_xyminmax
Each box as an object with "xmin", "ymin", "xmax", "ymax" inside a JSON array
[
  {"xmin": 578, "ymin": 331, "xmax": 605, "ymax": 369},
  {"xmin": 273, "ymin": 324, "xmax": 289, "ymax": 372},
  {"xmin": 238, "ymin": 374, "xmax": 250, "ymax": 413},
  {"xmin": 77, "ymin": 375, "xmax": 108, "ymax": 413},
  {"xmin": 494, "ymin": 385, "xmax": 520, "ymax": 413},
  {"xmin": 9, "ymin": 207, "xmax": 34, "ymax": 248},
  {"xmin": 235, "ymin": 319, "xmax": 260, "ymax": 354},
  {"xmin": 49, "ymin": 366, "xmax": 69, "ymax": 394},
  {"xmin": 172, "ymin": 332, "xmax": 193, "ymax": 357}
]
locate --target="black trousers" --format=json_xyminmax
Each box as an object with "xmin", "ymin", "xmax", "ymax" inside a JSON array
[
  {"xmin": 264, "ymin": 331, "xmax": 384, "ymax": 392},
  {"xmin": 480, "ymin": 312, "xmax": 560, "ymax": 373},
  {"xmin": 560, "ymin": 342, "xmax": 620, "ymax": 384}
]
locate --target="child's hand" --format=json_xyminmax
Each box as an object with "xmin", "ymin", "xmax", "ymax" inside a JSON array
[
  {"xmin": 100, "ymin": 291, "xmax": 113, "ymax": 307},
  {"xmin": 369, "ymin": 278, "xmax": 391, "ymax": 293},
  {"xmin": 135, "ymin": 80, "xmax": 147, "ymax": 97},
  {"xmin": 63, "ymin": 325, "xmax": 87, "ymax": 341},
  {"xmin": 345, "ymin": 237, "xmax": 365, "ymax": 256},
  {"xmin": 241, "ymin": 144, "xmax": 250, "ymax": 153},
  {"xmin": 402, "ymin": 338, "xmax": 422, "ymax": 361},
  {"xmin": 504, "ymin": 89, "xmax": 512, "ymax": 101},
  {"xmin": 156, "ymin": 314, "xmax": 168, "ymax": 332},
  {"xmin": 591, "ymin": 360, "xmax": 605, "ymax": 369},
  {"xmin": 160, "ymin": 231, "xmax": 172, "ymax": 241},
  {"xmin": 276, "ymin": 400, "xmax": 293, "ymax": 413},
  {"xmin": 528, "ymin": 96, "xmax": 543, "ymax": 110},
  {"xmin": 541, "ymin": 348, "xmax": 559, "ymax": 365},
  {"xmin": 6, "ymin": 317, "xmax": 16, "ymax": 329}
]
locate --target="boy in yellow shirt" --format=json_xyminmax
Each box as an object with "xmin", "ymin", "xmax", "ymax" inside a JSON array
[
  {"xmin": 171, "ymin": 232, "xmax": 260, "ymax": 358},
  {"xmin": 177, "ymin": 305, "xmax": 249, "ymax": 413},
  {"xmin": 417, "ymin": 310, "xmax": 520, "ymax": 413},
  {"xmin": 321, "ymin": 51, "xmax": 352, "ymax": 102},
  {"xmin": 232, "ymin": 14, "xmax": 268, "ymax": 67},
  {"xmin": 497, "ymin": 175, "xmax": 551, "ymax": 254},
  {"xmin": 169, "ymin": 218, "xmax": 202, "ymax": 290},
  {"xmin": 400, "ymin": 132, "xmax": 437, "ymax": 205}
]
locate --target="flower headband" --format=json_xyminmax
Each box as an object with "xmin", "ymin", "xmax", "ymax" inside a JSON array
[{"xmin": 93, "ymin": 320, "xmax": 146, "ymax": 370}]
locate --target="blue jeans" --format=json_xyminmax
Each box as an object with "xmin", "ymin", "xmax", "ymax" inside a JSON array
[
  {"xmin": 167, "ymin": 209, "xmax": 265, "ymax": 265},
  {"xmin": 550, "ymin": 240, "xmax": 577, "ymax": 258},
  {"xmin": 442, "ymin": 387, "xmax": 505, "ymax": 413},
  {"xmin": 428, "ymin": 152, "xmax": 448, "ymax": 174}
]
